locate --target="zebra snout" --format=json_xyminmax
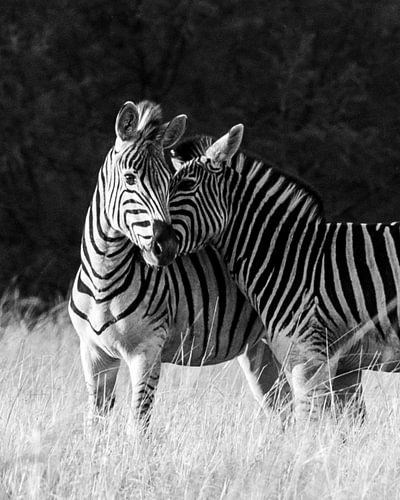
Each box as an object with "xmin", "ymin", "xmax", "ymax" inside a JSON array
[{"xmin": 151, "ymin": 220, "xmax": 179, "ymax": 266}]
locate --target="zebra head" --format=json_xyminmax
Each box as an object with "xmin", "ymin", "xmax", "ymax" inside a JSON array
[
  {"xmin": 104, "ymin": 100, "xmax": 187, "ymax": 266},
  {"xmin": 170, "ymin": 124, "xmax": 244, "ymax": 254}
]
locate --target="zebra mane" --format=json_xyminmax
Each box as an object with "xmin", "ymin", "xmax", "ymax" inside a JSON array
[
  {"xmin": 135, "ymin": 100, "xmax": 164, "ymax": 142},
  {"xmin": 172, "ymin": 135, "xmax": 325, "ymax": 218}
]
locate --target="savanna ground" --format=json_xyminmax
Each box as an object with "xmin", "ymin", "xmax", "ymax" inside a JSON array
[{"xmin": 1, "ymin": 299, "xmax": 400, "ymax": 499}]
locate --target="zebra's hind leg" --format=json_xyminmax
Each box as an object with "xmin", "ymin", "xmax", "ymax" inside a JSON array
[
  {"xmin": 237, "ymin": 341, "xmax": 292, "ymax": 423},
  {"xmin": 79, "ymin": 340, "xmax": 121, "ymax": 421},
  {"xmin": 124, "ymin": 347, "xmax": 163, "ymax": 435},
  {"xmin": 332, "ymin": 369, "xmax": 366, "ymax": 423}
]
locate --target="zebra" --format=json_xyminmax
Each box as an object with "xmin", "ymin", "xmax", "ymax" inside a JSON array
[
  {"xmin": 69, "ymin": 103, "xmax": 290, "ymax": 432},
  {"xmin": 169, "ymin": 124, "xmax": 400, "ymax": 422}
]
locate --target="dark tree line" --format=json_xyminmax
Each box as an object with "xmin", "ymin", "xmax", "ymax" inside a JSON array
[{"xmin": 1, "ymin": 0, "xmax": 400, "ymax": 298}]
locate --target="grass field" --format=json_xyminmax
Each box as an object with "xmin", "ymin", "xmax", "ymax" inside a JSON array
[{"xmin": 1, "ymin": 301, "xmax": 400, "ymax": 499}]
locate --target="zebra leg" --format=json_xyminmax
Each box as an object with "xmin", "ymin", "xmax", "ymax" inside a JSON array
[
  {"xmin": 237, "ymin": 341, "xmax": 292, "ymax": 419},
  {"xmin": 79, "ymin": 340, "xmax": 121, "ymax": 420},
  {"xmin": 124, "ymin": 348, "xmax": 163, "ymax": 434},
  {"xmin": 332, "ymin": 369, "xmax": 366, "ymax": 422},
  {"xmin": 290, "ymin": 359, "xmax": 335, "ymax": 423}
]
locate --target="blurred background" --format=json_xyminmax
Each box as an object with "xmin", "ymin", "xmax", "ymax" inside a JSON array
[{"xmin": 2, "ymin": 0, "xmax": 400, "ymax": 300}]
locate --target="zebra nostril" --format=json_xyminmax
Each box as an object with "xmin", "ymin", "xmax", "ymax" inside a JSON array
[
  {"xmin": 154, "ymin": 241, "xmax": 163, "ymax": 256},
  {"xmin": 151, "ymin": 220, "xmax": 178, "ymax": 265}
]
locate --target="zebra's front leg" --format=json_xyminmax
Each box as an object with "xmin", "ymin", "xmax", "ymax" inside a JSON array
[
  {"xmin": 80, "ymin": 340, "xmax": 121, "ymax": 423},
  {"xmin": 290, "ymin": 358, "xmax": 336, "ymax": 423},
  {"xmin": 237, "ymin": 340, "xmax": 292, "ymax": 421},
  {"xmin": 124, "ymin": 346, "xmax": 163, "ymax": 435}
]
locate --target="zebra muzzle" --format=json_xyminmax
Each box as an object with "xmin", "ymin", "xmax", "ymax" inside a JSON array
[{"xmin": 146, "ymin": 220, "xmax": 179, "ymax": 266}]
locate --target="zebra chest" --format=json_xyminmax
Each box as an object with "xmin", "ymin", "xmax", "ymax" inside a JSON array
[
  {"xmin": 72, "ymin": 269, "xmax": 170, "ymax": 342},
  {"xmin": 88, "ymin": 285, "xmax": 148, "ymax": 320},
  {"xmin": 74, "ymin": 294, "xmax": 169, "ymax": 359}
]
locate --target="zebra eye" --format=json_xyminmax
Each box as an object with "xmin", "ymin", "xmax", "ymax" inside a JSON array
[{"xmin": 124, "ymin": 173, "xmax": 136, "ymax": 186}]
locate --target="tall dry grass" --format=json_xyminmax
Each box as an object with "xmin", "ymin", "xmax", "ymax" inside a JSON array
[{"xmin": 1, "ymin": 300, "xmax": 400, "ymax": 499}]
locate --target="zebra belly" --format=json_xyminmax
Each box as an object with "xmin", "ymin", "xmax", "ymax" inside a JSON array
[
  {"xmin": 262, "ymin": 293, "xmax": 400, "ymax": 374},
  {"xmin": 317, "ymin": 221, "xmax": 400, "ymax": 371},
  {"xmin": 304, "ymin": 311, "xmax": 400, "ymax": 373},
  {"xmin": 161, "ymin": 310, "xmax": 264, "ymax": 366},
  {"xmin": 322, "ymin": 297, "xmax": 400, "ymax": 372}
]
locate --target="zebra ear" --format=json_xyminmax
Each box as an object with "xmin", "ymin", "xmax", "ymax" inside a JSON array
[
  {"xmin": 162, "ymin": 114, "xmax": 187, "ymax": 149},
  {"xmin": 115, "ymin": 102, "xmax": 139, "ymax": 141},
  {"xmin": 205, "ymin": 124, "xmax": 244, "ymax": 167}
]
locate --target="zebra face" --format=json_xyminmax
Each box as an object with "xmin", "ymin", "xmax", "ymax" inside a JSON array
[
  {"xmin": 170, "ymin": 124, "xmax": 244, "ymax": 254},
  {"xmin": 104, "ymin": 101, "xmax": 186, "ymax": 266}
]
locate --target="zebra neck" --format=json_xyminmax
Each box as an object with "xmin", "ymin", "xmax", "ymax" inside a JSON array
[
  {"xmin": 213, "ymin": 167, "xmax": 323, "ymax": 323},
  {"xmin": 72, "ymin": 199, "xmax": 167, "ymax": 333},
  {"xmin": 78, "ymin": 199, "xmax": 137, "ymax": 301}
]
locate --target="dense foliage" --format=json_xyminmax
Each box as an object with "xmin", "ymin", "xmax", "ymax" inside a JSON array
[{"xmin": 2, "ymin": 0, "xmax": 400, "ymax": 297}]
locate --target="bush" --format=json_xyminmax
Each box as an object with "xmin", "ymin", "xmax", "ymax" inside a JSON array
[{"xmin": 2, "ymin": 0, "xmax": 400, "ymax": 297}]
